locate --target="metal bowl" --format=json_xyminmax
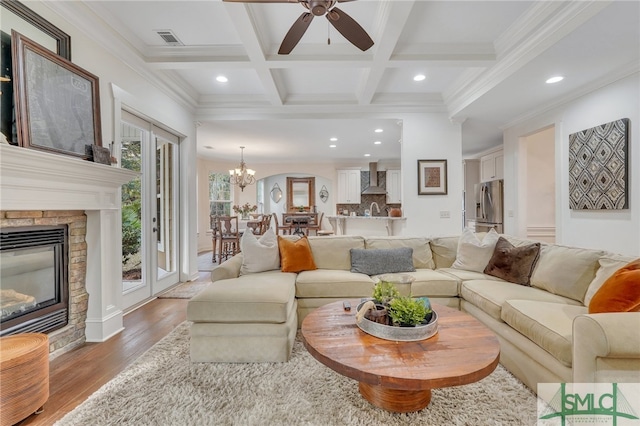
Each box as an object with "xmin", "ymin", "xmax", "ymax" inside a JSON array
[{"xmin": 355, "ymin": 302, "xmax": 438, "ymax": 342}]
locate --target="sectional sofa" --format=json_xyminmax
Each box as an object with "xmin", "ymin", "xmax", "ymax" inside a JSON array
[{"xmin": 186, "ymin": 233, "xmax": 640, "ymax": 392}]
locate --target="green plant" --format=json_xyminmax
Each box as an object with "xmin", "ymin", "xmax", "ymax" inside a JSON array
[
  {"xmin": 388, "ymin": 297, "xmax": 432, "ymax": 326},
  {"xmin": 121, "ymin": 202, "xmax": 141, "ymax": 263},
  {"xmin": 372, "ymin": 280, "xmax": 401, "ymax": 306},
  {"xmin": 232, "ymin": 203, "xmax": 257, "ymax": 215}
]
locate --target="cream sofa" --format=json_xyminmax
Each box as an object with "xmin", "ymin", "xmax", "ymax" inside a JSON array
[{"xmin": 186, "ymin": 234, "xmax": 640, "ymax": 392}]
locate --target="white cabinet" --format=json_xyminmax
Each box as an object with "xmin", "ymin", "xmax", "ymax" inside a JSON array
[
  {"xmin": 480, "ymin": 149, "xmax": 504, "ymax": 182},
  {"xmin": 386, "ymin": 169, "xmax": 401, "ymax": 204},
  {"xmin": 336, "ymin": 169, "xmax": 361, "ymax": 204}
]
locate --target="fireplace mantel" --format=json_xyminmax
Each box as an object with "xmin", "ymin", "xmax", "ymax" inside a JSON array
[{"xmin": 0, "ymin": 144, "xmax": 139, "ymax": 342}]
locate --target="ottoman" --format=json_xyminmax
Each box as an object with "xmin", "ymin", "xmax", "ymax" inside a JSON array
[{"xmin": 187, "ymin": 270, "xmax": 297, "ymax": 363}]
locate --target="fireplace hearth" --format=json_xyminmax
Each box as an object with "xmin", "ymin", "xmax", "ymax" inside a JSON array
[{"xmin": 1, "ymin": 225, "xmax": 69, "ymax": 336}]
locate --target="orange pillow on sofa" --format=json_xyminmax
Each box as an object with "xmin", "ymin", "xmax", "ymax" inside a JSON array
[
  {"xmin": 278, "ymin": 236, "xmax": 317, "ymax": 273},
  {"xmin": 589, "ymin": 259, "xmax": 640, "ymax": 314}
]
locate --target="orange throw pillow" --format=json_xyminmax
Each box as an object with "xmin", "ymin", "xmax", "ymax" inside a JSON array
[
  {"xmin": 589, "ymin": 259, "xmax": 640, "ymax": 314},
  {"xmin": 278, "ymin": 236, "xmax": 317, "ymax": 273}
]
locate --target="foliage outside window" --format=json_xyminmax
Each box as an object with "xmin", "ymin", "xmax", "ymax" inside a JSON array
[
  {"xmin": 210, "ymin": 172, "xmax": 232, "ymax": 218},
  {"xmin": 121, "ymin": 139, "xmax": 142, "ymax": 265}
]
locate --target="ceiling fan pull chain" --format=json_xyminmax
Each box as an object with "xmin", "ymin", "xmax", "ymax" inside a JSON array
[{"xmin": 327, "ymin": 20, "xmax": 331, "ymax": 45}]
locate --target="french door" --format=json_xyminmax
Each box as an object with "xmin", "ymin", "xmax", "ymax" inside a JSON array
[{"xmin": 120, "ymin": 110, "xmax": 180, "ymax": 310}]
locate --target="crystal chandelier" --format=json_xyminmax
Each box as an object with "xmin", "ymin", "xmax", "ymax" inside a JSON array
[{"xmin": 229, "ymin": 146, "xmax": 256, "ymax": 192}]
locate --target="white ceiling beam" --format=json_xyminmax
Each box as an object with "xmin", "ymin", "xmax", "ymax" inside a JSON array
[
  {"xmin": 446, "ymin": 0, "xmax": 613, "ymax": 119},
  {"xmin": 223, "ymin": 2, "xmax": 284, "ymax": 106},
  {"xmin": 356, "ymin": 0, "xmax": 416, "ymax": 105}
]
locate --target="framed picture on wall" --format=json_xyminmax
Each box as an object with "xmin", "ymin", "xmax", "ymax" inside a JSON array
[
  {"xmin": 12, "ymin": 30, "xmax": 102, "ymax": 158},
  {"xmin": 417, "ymin": 159, "xmax": 447, "ymax": 195}
]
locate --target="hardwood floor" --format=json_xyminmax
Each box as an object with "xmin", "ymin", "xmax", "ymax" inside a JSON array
[{"xmin": 17, "ymin": 271, "xmax": 211, "ymax": 426}]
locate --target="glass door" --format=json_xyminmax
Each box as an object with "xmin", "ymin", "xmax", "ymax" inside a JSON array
[{"xmin": 120, "ymin": 111, "xmax": 180, "ymax": 309}]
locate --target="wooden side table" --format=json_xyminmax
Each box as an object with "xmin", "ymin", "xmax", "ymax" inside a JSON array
[{"xmin": 0, "ymin": 333, "xmax": 49, "ymax": 426}]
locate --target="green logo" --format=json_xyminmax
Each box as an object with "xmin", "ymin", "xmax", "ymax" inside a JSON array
[{"xmin": 539, "ymin": 383, "xmax": 639, "ymax": 425}]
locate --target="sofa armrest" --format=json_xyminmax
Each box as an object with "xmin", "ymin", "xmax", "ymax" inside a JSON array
[
  {"xmin": 210, "ymin": 254, "xmax": 243, "ymax": 282},
  {"xmin": 573, "ymin": 313, "xmax": 640, "ymax": 383}
]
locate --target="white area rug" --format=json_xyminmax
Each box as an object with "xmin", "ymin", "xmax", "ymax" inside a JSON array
[{"xmin": 56, "ymin": 322, "xmax": 538, "ymax": 426}]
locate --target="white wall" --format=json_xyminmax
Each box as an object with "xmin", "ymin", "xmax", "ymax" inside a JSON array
[
  {"xmin": 401, "ymin": 113, "xmax": 463, "ymax": 237},
  {"xmin": 27, "ymin": 2, "xmax": 199, "ymax": 280},
  {"xmin": 504, "ymin": 73, "xmax": 639, "ymax": 256},
  {"xmin": 524, "ymin": 126, "xmax": 556, "ymax": 242}
]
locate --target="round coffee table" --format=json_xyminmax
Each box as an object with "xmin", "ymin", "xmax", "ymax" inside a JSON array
[{"xmin": 301, "ymin": 300, "xmax": 500, "ymax": 413}]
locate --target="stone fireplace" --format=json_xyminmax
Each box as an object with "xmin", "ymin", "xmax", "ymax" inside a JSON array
[{"xmin": 0, "ymin": 144, "xmax": 138, "ymax": 357}]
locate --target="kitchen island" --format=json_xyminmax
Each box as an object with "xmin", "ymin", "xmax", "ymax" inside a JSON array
[{"xmin": 326, "ymin": 215, "xmax": 406, "ymax": 236}]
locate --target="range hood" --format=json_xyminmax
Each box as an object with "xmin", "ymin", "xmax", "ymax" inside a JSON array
[{"xmin": 362, "ymin": 162, "xmax": 387, "ymax": 195}]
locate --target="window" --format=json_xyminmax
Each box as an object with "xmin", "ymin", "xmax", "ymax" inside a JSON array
[{"xmin": 209, "ymin": 172, "xmax": 232, "ymax": 218}]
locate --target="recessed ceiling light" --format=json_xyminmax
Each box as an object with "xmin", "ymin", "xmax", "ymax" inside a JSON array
[
  {"xmin": 374, "ymin": 141, "xmax": 382, "ymax": 145},
  {"xmin": 330, "ymin": 137, "xmax": 338, "ymax": 142},
  {"xmin": 413, "ymin": 74, "xmax": 426, "ymax": 82},
  {"xmin": 204, "ymin": 145, "xmax": 214, "ymax": 149},
  {"xmin": 374, "ymin": 128, "xmax": 383, "ymax": 133},
  {"xmin": 329, "ymin": 144, "xmax": 337, "ymax": 148},
  {"xmin": 216, "ymin": 75, "xmax": 228, "ymax": 83},
  {"xmin": 546, "ymin": 76, "xmax": 564, "ymax": 84},
  {"xmin": 364, "ymin": 153, "xmax": 371, "ymax": 157}
]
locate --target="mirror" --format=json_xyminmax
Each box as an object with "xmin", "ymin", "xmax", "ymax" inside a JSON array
[
  {"xmin": 270, "ymin": 183, "xmax": 282, "ymax": 203},
  {"xmin": 286, "ymin": 177, "xmax": 315, "ymax": 212}
]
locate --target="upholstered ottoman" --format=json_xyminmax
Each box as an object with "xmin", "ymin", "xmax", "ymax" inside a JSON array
[{"xmin": 187, "ymin": 270, "xmax": 297, "ymax": 363}]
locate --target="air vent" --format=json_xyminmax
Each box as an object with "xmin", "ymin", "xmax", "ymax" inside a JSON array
[{"xmin": 155, "ymin": 30, "xmax": 183, "ymax": 46}]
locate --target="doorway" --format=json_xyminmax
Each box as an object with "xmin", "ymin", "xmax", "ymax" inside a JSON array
[
  {"xmin": 120, "ymin": 110, "xmax": 180, "ymax": 310},
  {"xmin": 523, "ymin": 126, "xmax": 556, "ymax": 243}
]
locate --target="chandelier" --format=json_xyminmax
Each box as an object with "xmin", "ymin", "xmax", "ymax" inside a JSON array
[{"xmin": 229, "ymin": 146, "xmax": 256, "ymax": 192}]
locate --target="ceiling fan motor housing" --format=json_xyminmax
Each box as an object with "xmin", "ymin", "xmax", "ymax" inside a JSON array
[{"xmin": 308, "ymin": 0, "xmax": 335, "ymax": 16}]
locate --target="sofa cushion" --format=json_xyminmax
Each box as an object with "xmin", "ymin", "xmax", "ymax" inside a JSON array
[
  {"xmin": 438, "ymin": 267, "xmax": 505, "ymax": 283},
  {"xmin": 452, "ymin": 228, "xmax": 500, "ymax": 272},
  {"xmin": 460, "ymin": 280, "xmax": 582, "ymax": 321},
  {"xmin": 407, "ymin": 269, "xmax": 460, "ymax": 297},
  {"xmin": 307, "ymin": 236, "xmax": 365, "ymax": 270},
  {"xmin": 429, "ymin": 236, "xmax": 459, "ymax": 269},
  {"xmin": 589, "ymin": 259, "xmax": 640, "ymax": 314},
  {"xmin": 295, "ymin": 269, "xmax": 374, "ymax": 298},
  {"xmin": 187, "ymin": 270, "xmax": 297, "ymax": 323},
  {"xmin": 501, "ymin": 300, "xmax": 588, "ymax": 367},
  {"xmin": 530, "ymin": 244, "xmax": 604, "ymax": 303},
  {"xmin": 240, "ymin": 228, "xmax": 280, "ymax": 275},
  {"xmin": 484, "ymin": 237, "xmax": 541, "ymax": 286},
  {"xmin": 365, "ymin": 237, "xmax": 435, "ymax": 269},
  {"xmin": 278, "ymin": 236, "xmax": 317, "ymax": 273},
  {"xmin": 584, "ymin": 254, "xmax": 637, "ymax": 307},
  {"xmin": 350, "ymin": 247, "xmax": 415, "ymax": 275}
]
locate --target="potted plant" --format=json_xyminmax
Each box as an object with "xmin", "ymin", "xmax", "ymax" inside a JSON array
[
  {"xmin": 233, "ymin": 203, "xmax": 257, "ymax": 220},
  {"xmin": 388, "ymin": 297, "xmax": 432, "ymax": 327},
  {"xmin": 372, "ymin": 280, "xmax": 401, "ymax": 306}
]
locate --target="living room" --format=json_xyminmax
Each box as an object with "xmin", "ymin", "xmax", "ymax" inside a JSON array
[{"xmin": 0, "ymin": 0, "xmax": 638, "ymax": 424}]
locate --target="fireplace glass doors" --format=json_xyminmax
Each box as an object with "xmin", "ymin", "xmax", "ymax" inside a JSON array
[{"xmin": 0, "ymin": 225, "xmax": 68, "ymax": 336}]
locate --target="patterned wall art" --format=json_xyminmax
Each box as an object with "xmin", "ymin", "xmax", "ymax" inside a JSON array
[{"xmin": 569, "ymin": 118, "xmax": 629, "ymax": 210}]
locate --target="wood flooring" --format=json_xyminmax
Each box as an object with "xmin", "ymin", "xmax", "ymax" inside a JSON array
[{"xmin": 15, "ymin": 271, "xmax": 211, "ymax": 426}]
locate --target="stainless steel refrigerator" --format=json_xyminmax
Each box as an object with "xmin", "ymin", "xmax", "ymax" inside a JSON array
[{"xmin": 475, "ymin": 180, "xmax": 504, "ymax": 233}]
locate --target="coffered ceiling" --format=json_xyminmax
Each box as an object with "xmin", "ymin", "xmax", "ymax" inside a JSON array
[{"xmin": 53, "ymin": 0, "xmax": 639, "ymax": 162}]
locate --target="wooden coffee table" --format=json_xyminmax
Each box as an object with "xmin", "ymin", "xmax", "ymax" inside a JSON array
[{"xmin": 301, "ymin": 300, "xmax": 500, "ymax": 413}]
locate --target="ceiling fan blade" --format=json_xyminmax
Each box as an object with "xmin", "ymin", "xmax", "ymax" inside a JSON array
[
  {"xmin": 278, "ymin": 12, "xmax": 314, "ymax": 55},
  {"xmin": 326, "ymin": 7, "xmax": 374, "ymax": 52}
]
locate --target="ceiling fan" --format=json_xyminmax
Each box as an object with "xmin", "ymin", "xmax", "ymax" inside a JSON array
[{"xmin": 223, "ymin": 0, "xmax": 374, "ymax": 55}]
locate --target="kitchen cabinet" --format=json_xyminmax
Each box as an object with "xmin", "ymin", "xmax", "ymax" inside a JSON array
[
  {"xmin": 480, "ymin": 149, "xmax": 504, "ymax": 182},
  {"xmin": 386, "ymin": 169, "xmax": 401, "ymax": 204},
  {"xmin": 336, "ymin": 169, "xmax": 361, "ymax": 204}
]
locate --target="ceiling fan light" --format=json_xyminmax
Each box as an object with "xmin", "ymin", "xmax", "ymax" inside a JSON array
[{"xmin": 312, "ymin": 5, "xmax": 327, "ymax": 16}]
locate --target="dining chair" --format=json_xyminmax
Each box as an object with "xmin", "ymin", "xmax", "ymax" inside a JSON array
[
  {"xmin": 260, "ymin": 214, "xmax": 272, "ymax": 234},
  {"xmin": 216, "ymin": 216, "xmax": 240, "ymax": 263},
  {"xmin": 210, "ymin": 215, "xmax": 219, "ymax": 262},
  {"xmin": 306, "ymin": 212, "xmax": 324, "ymax": 236},
  {"xmin": 272, "ymin": 213, "xmax": 292, "ymax": 235},
  {"xmin": 245, "ymin": 216, "xmax": 263, "ymax": 235}
]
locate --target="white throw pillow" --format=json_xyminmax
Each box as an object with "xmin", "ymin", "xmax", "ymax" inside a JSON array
[
  {"xmin": 239, "ymin": 228, "xmax": 280, "ymax": 275},
  {"xmin": 583, "ymin": 255, "xmax": 636, "ymax": 307},
  {"xmin": 451, "ymin": 228, "xmax": 500, "ymax": 273}
]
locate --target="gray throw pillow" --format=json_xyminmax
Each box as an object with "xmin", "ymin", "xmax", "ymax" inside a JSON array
[
  {"xmin": 350, "ymin": 247, "xmax": 416, "ymax": 276},
  {"xmin": 484, "ymin": 237, "xmax": 541, "ymax": 286}
]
